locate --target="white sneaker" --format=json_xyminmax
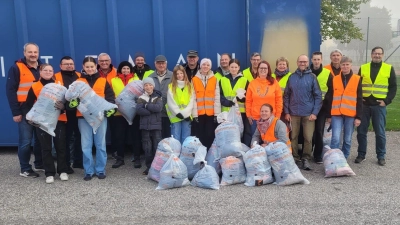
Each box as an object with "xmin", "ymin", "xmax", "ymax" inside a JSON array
[
  {"xmin": 46, "ymin": 176, "xmax": 54, "ymax": 184},
  {"xmin": 60, "ymin": 173, "xmax": 69, "ymax": 181}
]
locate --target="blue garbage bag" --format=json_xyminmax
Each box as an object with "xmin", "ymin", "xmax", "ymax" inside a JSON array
[
  {"xmin": 191, "ymin": 162, "xmax": 220, "ymax": 190},
  {"xmin": 156, "ymin": 155, "xmax": 190, "ymax": 190},
  {"xmin": 243, "ymin": 143, "xmax": 273, "ymax": 186}
]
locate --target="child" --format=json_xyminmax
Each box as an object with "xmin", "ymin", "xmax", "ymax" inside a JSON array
[
  {"xmin": 166, "ymin": 65, "xmax": 195, "ymax": 143},
  {"xmin": 22, "ymin": 63, "xmax": 68, "ymax": 184},
  {"xmin": 136, "ymin": 77, "xmax": 163, "ymax": 175}
]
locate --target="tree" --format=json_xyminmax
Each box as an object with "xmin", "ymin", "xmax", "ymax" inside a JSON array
[{"xmin": 321, "ymin": 0, "xmax": 369, "ymax": 43}]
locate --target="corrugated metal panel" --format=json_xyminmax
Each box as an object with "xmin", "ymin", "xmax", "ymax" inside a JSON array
[{"xmin": 0, "ymin": 0, "xmax": 320, "ymax": 146}]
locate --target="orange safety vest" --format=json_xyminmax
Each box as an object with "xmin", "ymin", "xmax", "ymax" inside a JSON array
[
  {"xmin": 100, "ymin": 68, "xmax": 117, "ymax": 85},
  {"xmin": 75, "ymin": 77, "xmax": 106, "ymax": 117},
  {"xmin": 260, "ymin": 117, "xmax": 292, "ymax": 153},
  {"xmin": 192, "ymin": 76, "xmax": 217, "ymax": 116},
  {"xmin": 331, "ymin": 74, "xmax": 360, "ymax": 117},
  {"xmin": 31, "ymin": 81, "xmax": 67, "ymax": 122},
  {"xmin": 54, "ymin": 71, "xmax": 81, "ymax": 86},
  {"xmin": 16, "ymin": 62, "xmax": 37, "ymax": 102},
  {"xmin": 324, "ymin": 64, "xmax": 340, "ymax": 76}
]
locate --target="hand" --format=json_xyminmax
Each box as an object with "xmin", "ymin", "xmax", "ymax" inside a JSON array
[
  {"xmin": 214, "ymin": 116, "xmax": 218, "ymax": 123},
  {"xmin": 354, "ymin": 118, "xmax": 361, "ymax": 127},
  {"xmin": 69, "ymin": 99, "xmax": 80, "ymax": 108},
  {"xmin": 54, "ymin": 101, "xmax": 64, "ymax": 110},
  {"xmin": 309, "ymin": 114, "xmax": 317, "ymax": 121},
  {"xmin": 104, "ymin": 109, "xmax": 116, "ymax": 117},
  {"xmin": 377, "ymin": 100, "xmax": 386, "ymax": 106},
  {"xmin": 13, "ymin": 115, "xmax": 22, "ymax": 123},
  {"xmin": 184, "ymin": 117, "xmax": 191, "ymax": 121},
  {"xmin": 326, "ymin": 118, "xmax": 331, "ymax": 123},
  {"xmin": 248, "ymin": 117, "xmax": 253, "ymax": 125},
  {"xmin": 285, "ymin": 114, "xmax": 291, "ymax": 122},
  {"xmin": 229, "ymin": 101, "xmax": 235, "ymax": 107},
  {"xmin": 193, "ymin": 117, "xmax": 199, "ymax": 123},
  {"xmin": 176, "ymin": 113, "xmax": 184, "ymax": 119}
]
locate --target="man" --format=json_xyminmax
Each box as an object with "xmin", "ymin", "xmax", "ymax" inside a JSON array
[
  {"xmin": 356, "ymin": 47, "xmax": 397, "ymax": 166},
  {"xmin": 284, "ymin": 54, "xmax": 322, "ymax": 170},
  {"xmin": 6, "ymin": 42, "xmax": 43, "ymax": 177},
  {"xmin": 147, "ymin": 55, "xmax": 173, "ymax": 138},
  {"xmin": 242, "ymin": 52, "xmax": 261, "ymax": 82},
  {"xmin": 182, "ymin": 50, "xmax": 199, "ymax": 82},
  {"xmin": 132, "ymin": 52, "xmax": 154, "ymax": 80},
  {"xmin": 324, "ymin": 49, "xmax": 342, "ymax": 76},
  {"xmin": 97, "ymin": 53, "xmax": 117, "ymax": 85},
  {"xmin": 310, "ymin": 51, "xmax": 332, "ymax": 163},
  {"xmin": 214, "ymin": 53, "xmax": 231, "ymax": 81},
  {"xmin": 55, "ymin": 56, "xmax": 83, "ymax": 172}
]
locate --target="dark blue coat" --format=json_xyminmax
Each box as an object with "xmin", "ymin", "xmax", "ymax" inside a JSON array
[{"xmin": 136, "ymin": 90, "xmax": 163, "ymax": 130}]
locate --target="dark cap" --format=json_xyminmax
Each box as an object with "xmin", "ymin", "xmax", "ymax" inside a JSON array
[
  {"xmin": 134, "ymin": 52, "xmax": 145, "ymax": 60},
  {"xmin": 155, "ymin": 55, "xmax": 167, "ymax": 62},
  {"xmin": 187, "ymin": 50, "xmax": 198, "ymax": 57}
]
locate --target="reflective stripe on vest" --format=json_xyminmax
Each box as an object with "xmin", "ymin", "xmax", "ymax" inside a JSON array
[
  {"xmin": 242, "ymin": 68, "xmax": 254, "ymax": 82},
  {"xmin": 272, "ymin": 72, "xmax": 291, "ymax": 93},
  {"xmin": 260, "ymin": 117, "xmax": 291, "ymax": 152},
  {"xmin": 142, "ymin": 70, "xmax": 155, "ymax": 79},
  {"xmin": 316, "ymin": 68, "xmax": 331, "ymax": 99},
  {"xmin": 76, "ymin": 77, "xmax": 106, "ymax": 117},
  {"xmin": 360, "ymin": 62, "xmax": 391, "ymax": 98},
  {"xmin": 192, "ymin": 76, "xmax": 217, "ymax": 116},
  {"xmin": 16, "ymin": 62, "xmax": 36, "ymax": 102},
  {"xmin": 166, "ymin": 84, "xmax": 191, "ymax": 123},
  {"xmin": 31, "ymin": 81, "xmax": 67, "ymax": 122},
  {"xmin": 331, "ymin": 74, "xmax": 360, "ymax": 117},
  {"xmin": 220, "ymin": 76, "xmax": 247, "ymax": 113},
  {"xmin": 54, "ymin": 71, "xmax": 81, "ymax": 87}
]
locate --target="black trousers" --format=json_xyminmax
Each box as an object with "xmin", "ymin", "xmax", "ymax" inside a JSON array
[
  {"xmin": 241, "ymin": 113, "xmax": 252, "ymax": 147},
  {"xmin": 313, "ymin": 110, "xmax": 327, "ymax": 160},
  {"xmin": 142, "ymin": 129, "xmax": 162, "ymax": 168},
  {"xmin": 65, "ymin": 112, "xmax": 82, "ymax": 166},
  {"xmin": 193, "ymin": 115, "xmax": 216, "ymax": 149},
  {"xmin": 161, "ymin": 117, "xmax": 171, "ymax": 139},
  {"xmin": 36, "ymin": 122, "xmax": 68, "ymax": 177},
  {"xmin": 111, "ymin": 116, "xmax": 142, "ymax": 159},
  {"xmin": 131, "ymin": 115, "xmax": 143, "ymax": 158}
]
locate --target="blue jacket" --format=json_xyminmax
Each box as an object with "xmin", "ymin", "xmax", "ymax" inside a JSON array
[
  {"xmin": 136, "ymin": 90, "xmax": 163, "ymax": 130},
  {"xmin": 283, "ymin": 68, "xmax": 322, "ymax": 116}
]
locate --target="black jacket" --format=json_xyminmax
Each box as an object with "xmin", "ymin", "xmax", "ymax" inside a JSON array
[
  {"xmin": 182, "ymin": 63, "xmax": 200, "ymax": 82},
  {"xmin": 133, "ymin": 64, "xmax": 152, "ymax": 80}
]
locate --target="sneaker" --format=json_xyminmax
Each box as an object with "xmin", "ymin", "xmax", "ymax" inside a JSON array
[
  {"xmin": 66, "ymin": 167, "xmax": 75, "ymax": 174},
  {"xmin": 302, "ymin": 159, "xmax": 312, "ymax": 170},
  {"xmin": 142, "ymin": 168, "xmax": 149, "ymax": 175},
  {"xmin": 378, "ymin": 159, "xmax": 386, "ymax": 166},
  {"xmin": 60, "ymin": 173, "xmax": 69, "ymax": 181},
  {"xmin": 354, "ymin": 156, "xmax": 366, "ymax": 164},
  {"xmin": 112, "ymin": 160, "xmax": 125, "ymax": 168},
  {"xmin": 20, "ymin": 170, "xmax": 39, "ymax": 178},
  {"xmin": 46, "ymin": 176, "xmax": 54, "ymax": 184},
  {"xmin": 83, "ymin": 174, "xmax": 93, "ymax": 181},
  {"xmin": 134, "ymin": 159, "xmax": 142, "ymax": 168},
  {"xmin": 98, "ymin": 173, "xmax": 106, "ymax": 179},
  {"xmin": 33, "ymin": 166, "xmax": 45, "ymax": 172}
]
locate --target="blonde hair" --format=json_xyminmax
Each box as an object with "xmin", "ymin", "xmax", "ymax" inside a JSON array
[
  {"xmin": 171, "ymin": 65, "xmax": 191, "ymax": 95},
  {"xmin": 275, "ymin": 57, "xmax": 289, "ymax": 68}
]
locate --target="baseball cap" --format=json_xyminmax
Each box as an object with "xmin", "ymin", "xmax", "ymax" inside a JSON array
[
  {"xmin": 187, "ymin": 50, "xmax": 198, "ymax": 57},
  {"xmin": 155, "ymin": 55, "xmax": 167, "ymax": 62}
]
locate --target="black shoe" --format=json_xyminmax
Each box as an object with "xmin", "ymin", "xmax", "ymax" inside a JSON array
[
  {"xmin": 110, "ymin": 152, "xmax": 117, "ymax": 159},
  {"xmin": 134, "ymin": 159, "xmax": 142, "ymax": 168},
  {"xmin": 378, "ymin": 159, "xmax": 386, "ymax": 166},
  {"xmin": 72, "ymin": 163, "xmax": 84, "ymax": 169},
  {"xmin": 20, "ymin": 170, "xmax": 39, "ymax": 178},
  {"xmin": 98, "ymin": 173, "xmax": 106, "ymax": 179},
  {"xmin": 112, "ymin": 160, "xmax": 125, "ymax": 168},
  {"xmin": 314, "ymin": 158, "xmax": 323, "ymax": 164},
  {"xmin": 142, "ymin": 168, "xmax": 149, "ymax": 175},
  {"xmin": 83, "ymin": 174, "xmax": 93, "ymax": 181},
  {"xmin": 302, "ymin": 159, "xmax": 312, "ymax": 170},
  {"xmin": 33, "ymin": 165, "xmax": 45, "ymax": 172},
  {"xmin": 66, "ymin": 167, "xmax": 75, "ymax": 174},
  {"xmin": 354, "ymin": 156, "xmax": 365, "ymax": 164}
]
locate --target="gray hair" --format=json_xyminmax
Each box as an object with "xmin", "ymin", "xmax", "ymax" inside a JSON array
[
  {"xmin": 340, "ymin": 56, "xmax": 352, "ymax": 64},
  {"xmin": 98, "ymin": 53, "xmax": 111, "ymax": 60},
  {"xmin": 24, "ymin": 42, "xmax": 39, "ymax": 52},
  {"xmin": 330, "ymin": 49, "xmax": 343, "ymax": 56},
  {"xmin": 251, "ymin": 52, "xmax": 261, "ymax": 58}
]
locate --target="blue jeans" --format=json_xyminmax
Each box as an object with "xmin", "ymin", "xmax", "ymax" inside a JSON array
[
  {"xmin": 330, "ymin": 115, "xmax": 355, "ymax": 159},
  {"xmin": 357, "ymin": 104, "xmax": 386, "ymax": 159},
  {"xmin": 78, "ymin": 118, "xmax": 108, "ymax": 176},
  {"xmin": 170, "ymin": 120, "xmax": 191, "ymax": 144},
  {"xmin": 250, "ymin": 119, "xmax": 258, "ymax": 137},
  {"xmin": 18, "ymin": 117, "xmax": 42, "ymax": 172}
]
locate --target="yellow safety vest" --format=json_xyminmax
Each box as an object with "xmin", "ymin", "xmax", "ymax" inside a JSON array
[
  {"xmin": 166, "ymin": 84, "xmax": 191, "ymax": 123},
  {"xmin": 360, "ymin": 62, "xmax": 391, "ymax": 98},
  {"xmin": 271, "ymin": 72, "xmax": 291, "ymax": 93},
  {"xmin": 242, "ymin": 68, "xmax": 254, "ymax": 82},
  {"xmin": 111, "ymin": 76, "xmax": 139, "ymax": 97},
  {"xmin": 220, "ymin": 76, "xmax": 247, "ymax": 113},
  {"xmin": 214, "ymin": 71, "xmax": 223, "ymax": 81},
  {"xmin": 142, "ymin": 70, "xmax": 155, "ymax": 79},
  {"xmin": 316, "ymin": 68, "xmax": 331, "ymax": 100}
]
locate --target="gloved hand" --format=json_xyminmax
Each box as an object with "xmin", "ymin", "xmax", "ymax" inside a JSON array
[
  {"xmin": 214, "ymin": 116, "xmax": 218, "ymax": 123},
  {"xmin": 69, "ymin": 99, "xmax": 80, "ymax": 108},
  {"xmin": 54, "ymin": 101, "xmax": 65, "ymax": 110},
  {"xmin": 176, "ymin": 113, "xmax": 184, "ymax": 119},
  {"xmin": 184, "ymin": 117, "xmax": 191, "ymax": 121},
  {"xmin": 228, "ymin": 101, "xmax": 235, "ymax": 107},
  {"xmin": 104, "ymin": 109, "xmax": 117, "ymax": 117},
  {"xmin": 193, "ymin": 117, "xmax": 199, "ymax": 123},
  {"xmin": 236, "ymin": 96, "xmax": 245, "ymax": 103}
]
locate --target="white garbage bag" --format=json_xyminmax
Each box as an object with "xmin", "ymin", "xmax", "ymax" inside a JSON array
[
  {"xmin": 65, "ymin": 81, "xmax": 117, "ymax": 134},
  {"xmin": 191, "ymin": 162, "xmax": 220, "ymax": 190},
  {"xmin": 220, "ymin": 156, "xmax": 246, "ymax": 186},
  {"xmin": 179, "ymin": 136, "xmax": 205, "ymax": 179},
  {"xmin": 26, "ymin": 83, "xmax": 67, "ymax": 137},
  {"xmin": 115, "ymin": 80, "xmax": 144, "ymax": 125},
  {"xmin": 265, "ymin": 142, "xmax": 310, "ymax": 186},
  {"xmin": 323, "ymin": 146, "xmax": 356, "ymax": 178},
  {"xmin": 215, "ymin": 122, "xmax": 242, "ymax": 158},
  {"xmin": 156, "ymin": 155, "xmax": 190, "ymax": 190},
  {"xmin": 205, "ymin": 139, "xmax": 222, "ymax": 175},
  {"xmin": 243, "ymin": 142, "xmax": 273, "ymax": 186},
  {"xmin": 217, "ymin": 105, "xmax": 243, "ymax": 137}
]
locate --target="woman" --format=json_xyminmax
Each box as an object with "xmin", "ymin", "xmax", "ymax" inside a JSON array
[
  {"xmin": 69, "ymin": 57, "xmax": 116, "ymax": 181},
  {"xmin": 22, "ymin": 64, "xmax": 68, "ymax": 184},
  {"xmin": 271, "ymin": 57, "xmax": 291, "ymax": 93},
  {"xmin": 246, "ymin": 60, "xmax": 282, "ymax": 135},
  {"xmin": 110, "ymin": 61, "xmax": 140, "ymax": 168},
  {"xmin": 251, "ymin": 104, "xmax": 290, "ymax": 150},
  {"xmin": 219, "ymin": 59, "xmax": 251, "ymax": 146},
  {"xmin": 192, "ymin": 58, "xmax": 221, "ymax": 149},
  {"xmin": 166, "ymin": 65, "xmax": 195, "ymax": 144}
]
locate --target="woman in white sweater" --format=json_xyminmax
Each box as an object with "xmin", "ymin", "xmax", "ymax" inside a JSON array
[{"xmin": 166, "ymin": 65, "xmax": 196, "ymax": 143}]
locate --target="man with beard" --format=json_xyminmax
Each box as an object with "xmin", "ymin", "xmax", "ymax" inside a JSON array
[
  {"xmin": 132, "ymin": 53, "xmax": 154, "ymax": 80},
  {"xmin": 214, "ymin": 53, "xmax": 231, "ymax": 81}
]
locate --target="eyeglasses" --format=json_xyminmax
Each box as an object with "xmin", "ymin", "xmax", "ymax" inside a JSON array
[
  {"xmin": 259, "ymin": 67, "xmax": 268, "ymax": 70},
  {"xmin": 61, "ymin": 63, "xmax": 74, "ymax": 66},
  {"xmin": 298, "ymin": 61, "xmax": 308, "ymax": 64},
  {"xmin": 99, "ymin": 60, "xmax": 110, "ymax": 63},
  {"xmin": 251, "ymin": 58, "xmax": 261, "ymax": 62}
]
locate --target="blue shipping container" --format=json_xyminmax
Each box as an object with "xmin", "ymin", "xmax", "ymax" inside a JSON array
[{"xmin": 0, "ymin": 0, "xmax": 321, "ymax": 146}]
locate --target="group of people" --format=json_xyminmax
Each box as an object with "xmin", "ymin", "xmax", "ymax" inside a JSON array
[{"xmin": 6, "ymin": 43, "xmax": 396, "ymax": 183}]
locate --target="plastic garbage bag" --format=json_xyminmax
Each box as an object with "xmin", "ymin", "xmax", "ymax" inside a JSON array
[
  {"xmin": 26, "ymin": 83, "xmax": 67, "ymax": 137},
  {"xmin": 180, "ymin": 136, "xmax": 205, "ymax": 179},
  {"xmin": 215, "ymin": 122, "xmax": 242, "ymax": 158},
  {"xmin": 65, "ymin": 81, "xmax": 117, "ymax": 134},
  {"xmin": 220, "ymin": 156, "xmax": 246, "ymax": 186},
  {"xmin": 148, "ymin": 143, "xmax": 174, "ymax": 182},
  {"xmin": 241, "ymin": 143, "xmax": 250, "ymax": 153},
  {"xmin": 243, "ymin": 142, "xmax": 273, "ymax": 186},
  {"xmin": 115, "ymin": 80, "xmax": 144, "ymax": 125},
  {"xmin": 323, "ymin": 122, "xmax": 332, "ymax": 146},
  {"xmin": 159, "ymin": 136, "xmax": 181, "ymax": 157},
  {"xmin": 220, "ymin": 142, "xmax": 244, "ymax": 159},
  {"xmin": 205, "ymin": 139, "xmax": 222, "ymax": 175},
  {"xmin": 217, "ymin": 105, "xmax": 243, "ymax": 136},
  {"xmin": 156, "ymin": 155, "xmax": 190, "ymax": 190},
  {"xmin": 323, "ymin": 146, "xmax": 356, "ymax": 178},
  {"xmin": 191, "ymin": 162, "xmax": 220, "ymax": 190},
  {"xmin": 265, "ymin": 142, "xmax": 310, "ymax": 186}
]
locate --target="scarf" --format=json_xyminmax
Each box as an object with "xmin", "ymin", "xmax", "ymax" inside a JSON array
[
  {"xmin": 257, "ymin": 116, "xmax": 274, "ymax": 134},
  {"xmin": 274, "ymin": 68, "xmax": 289, "ymax": 77}
]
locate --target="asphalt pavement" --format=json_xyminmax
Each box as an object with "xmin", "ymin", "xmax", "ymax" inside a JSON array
[{"xmin": 1, "ymin": 132, "xmax": 399, "ymax": 225}]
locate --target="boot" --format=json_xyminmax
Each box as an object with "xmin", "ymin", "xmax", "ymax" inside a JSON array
[
  {"xmin": 134, "ymin": 158, "xmax": 142, "ymax": 168},
  {"xmin": 112, "ymin": 157, "xmax": 125, "ymax": 168}
]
